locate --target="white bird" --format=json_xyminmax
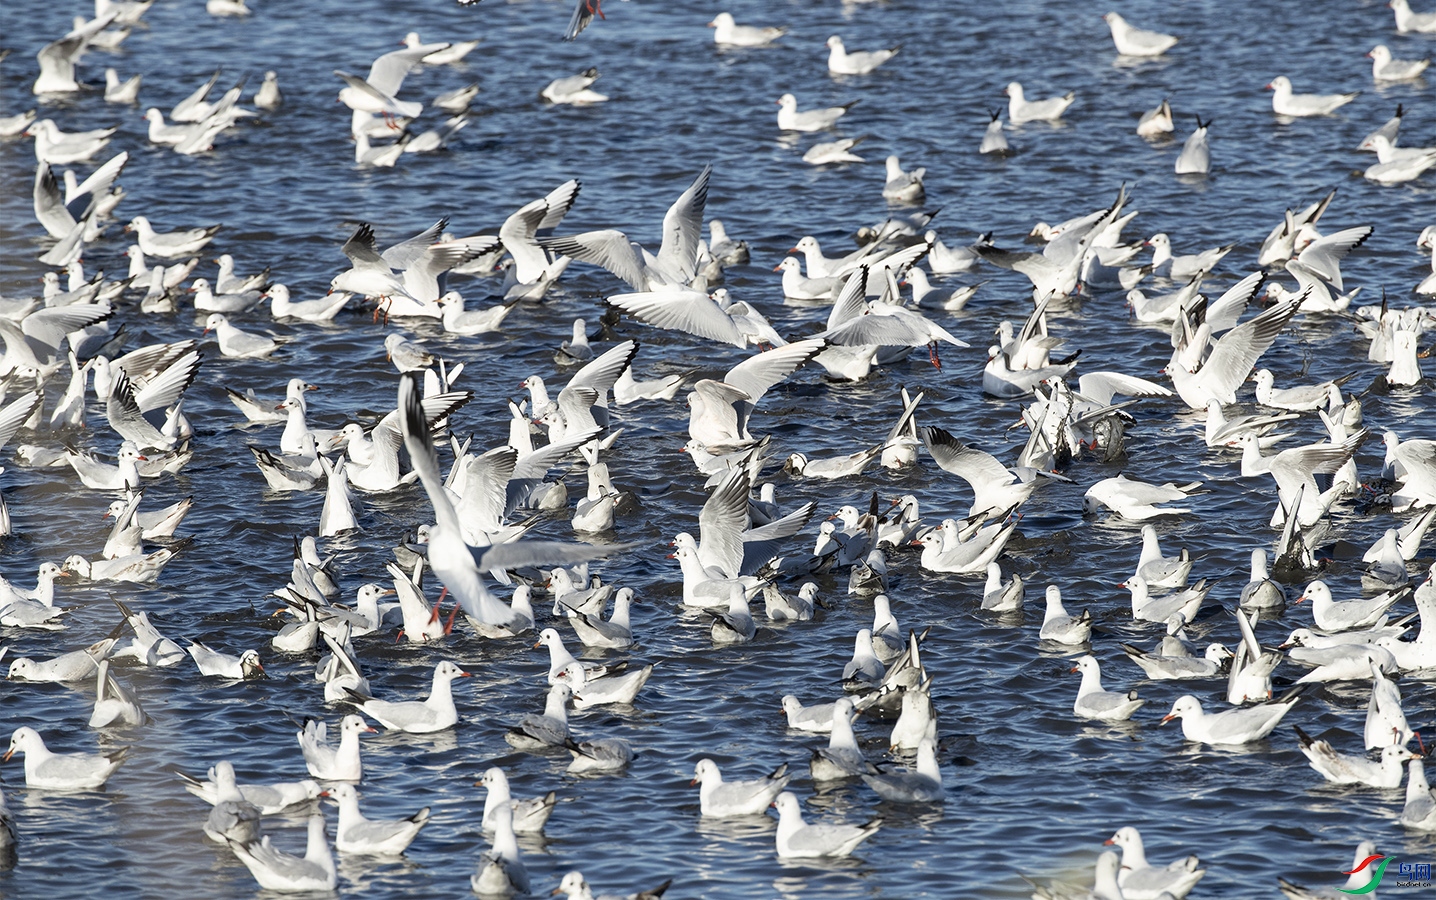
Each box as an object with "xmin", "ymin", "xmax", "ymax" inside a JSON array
[
  {"xmin": 826, "ymin": 36, "xmax": 898, "ymax": 75},
  {"xmin": 1392, "ymin": 0, "xmax": 1436, "ymax": 33},
  {"xmin": 1160, "ymin": 690, "xmax": 1302, "ymax": 745},
  {"xmin": 1138, "ymin": 98, "xmax": 1174, "ymax": 137},
  {"xmin": 125, "ymin": 216, "xmax": 219, "ymax": 258},
  {"xmin": 982, "ymin": 562, "xmax": 1024, "ymax": 611},
  {"xmin": 265, "ymin": 284, "xmax": 351, "ymax": 322},
  {"xmin": 1174, "ymin": 117, "xmax": 1210, "ymax": 175},
  {"xmin": 1266, "ymin": 76, "xmax": 1358, "ymax": 117},
  {"xmin": 297, "ymin": 715, "xmax": 373, "ymax": 781},
  {"xmin": 89, "ymin": 659, "xmax": 145, "ymax": 728},
  {"xmin": 1104, "ymin": 826, "xmax": 1205, "ymax": 900},
  {"xmin": 1102, "ymin": 12, "xmax": 1178, "ymax": 57},
  {"xmin": 775, "ymin": 93, "xmax": 856, "ymax": 132},
  {"xmin": 335, "ymin": 43, "xmax": 447, "ymax": 120},
  {"xmin": 328, "ymin": 783, "xmax": 430, "ymax": 855},
  {"xmin": 1403, "ymin": 758, "xmax": 1436, "ymax": 830},
  {"xmin": 4, "ymin": 727, "xmax": 125, "ymax": 790},
  {"xmin": 709, "ymin": 13, "xmax": 785, "ymax": 46},
  {"xmin": 255, "ymin": 71, "xmax": 282, "ymax": 109},
  {"xmin": 227, "ymin": 814, "xmax": 336, "ymax": 894},
  {"xmin": 1295, "ymin": 725, "xmax": 1413, "ymax": 788},
  {"xmin": 557, "ymin": 660, "xmax": 653, "ymax": 709},
  {"xmin": 1039, "ymin": 585, "xmax": 1092, "ymax": 645},
  {"xmin": 1084, "ymin": 475, "xmax": 1203, "ymax": 519},
  {"xmin": 178, "ymin": 769, "xmax": 322, "ymax": 816},
  {"xmin": 472, "ymin": 801, "xmax": 529, "ymax": 896},
  {"xmin": 565, "ymin": 737, "xmax": 633, "ymax": 774},
  {"xmin": 772, "ymin": 792, "xmax": 881, "ymax": 858},
  {"xmin": 505, "ymin": 683, "xmax": 572, "ymax": 750},
  {"xmin": 541, "ymin": 67, "xmax": 608, "ymax": 105},
  {"xmin": 1147, "ymin": 232, "xmax": 1232, "ymax": 279},
  {"xmin": 402, "ymin": 31, "xmax": 478, "ymax": 64},
  {"xmin": 477, "ymin": 767, "xmax": 556, "ymax": 834},
  {"xmin": 1278, "ymin": 841, "xmax": 1384, "ymax": 899},
  {"xmin": 33, "ymin": 15, "xmax": 116, "ymax": 95},
  {"xmin": 554, "ymin": 871, "xmax": 672, "ymax": 900},
  {"xmin": 352, "ymin": 660, "xmax": 470, "ymax": 733},
  {"xmin": 104, "ymin": 68, "xmax": 140, "ymax": 104},
  {"xmin": 691, "ymin": 758, "xmax": 790, "ymax": 816},
  {"xmin": 204, "ymin": 314, "xmax": 281, "ymax": 359},
  {"xmin": 882, "ymin": 155, "xmax": 925, "ymax": 203},
  {"xmin": 1071, "ymin": 655, "xmax": 1144, "ymax": 721},
  {"xmin": 1005, "ymin": 82, "xmax": 1075, "ymax": 123},
  {"xmin": 1297, "ymin": 581, "xmax": 1405, "ymax": 632},
  {"xmin": 202, "ymin": 761, "xmax": 261, "ymax": 844},
  {"xmin": 1369, "ymin": 44, "xmax": 1430, "ymax": 81}
]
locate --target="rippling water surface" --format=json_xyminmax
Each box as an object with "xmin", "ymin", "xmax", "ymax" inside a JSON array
[{"xmin": 4, "ymin": 0, "xmax": 1436, "ymax": 897}]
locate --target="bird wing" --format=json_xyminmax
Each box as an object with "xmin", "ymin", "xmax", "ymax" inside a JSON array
[
  {"xmin": 607, "ymin": 290, "xmax": 746, "ymax": 347},
  {"xmin": 538, "ymin": 179, "xmax": 581, "ymax": 232},
  {"xmin": 654, "ymin": 165, "xmax": 712, "ymax": 284},
  {"xmin": 22, "ymin": 304, "xmax": 113, "ymax": 352},
  {"xmin": 33, "ymin": 164, "xmax": 78, "ymax": 238},
  {"xmin": 539, "ymin": 230, "xmax": 649, "ymax": 291},
  {"xmin": 826, "ymin": 268, "xmax": 870, "ymax": 330},
  {"xmin": 566, "ymin": 340, "xmax": 638, "ymax": 395},
  {"xmin": 1269, "ymin": 432, "xmax": 1366, "ymax": 494},
  {"xmin": 1193, "ymin": 298, "xmax": 1300, "ymax": 401},
  {"xmin": 1204, "ymin": 270, "xmax": 1266, "ymax": 333},
  {"xmin": 564, "ymin": 0, "xmax": 597, "ymax": 40},
  {"xmin": 1075, "ymin": 372, "xmax": 1172, "ymax": 404},
  {"xmin": 698, "ymin": 468, "xmax": 750, "ymax": 577},
  {"xmin": 722, "ymin": 338, "xmax": 825, "ymax": 404},
  {"xmin": 0, "ymin": 392, "xmax": 40, "ymax": 453},
  {"xmin": 131, "ymin": 349, "xmax": 200, "ymax": 413},
  {"xmin": 919, "ymin": 425, "xmax": 1015, "ymax": 488},
  {"xmin": 341, "ymin": 223, "xmax": 388, "ymax": 269},
  {"xmin": 381, "ymin": 218, "xmax": 449, "ymax": 270},
  {"xmin": 367, "ymin": 44, "xmax": 447, "ymax": 95},
  {"xmin": 1296, "ymin": 225, "xmax": 1372, "ymax": 290},
  {"xmin": 499, "ymin": 200, "xmax": 550, "ymax": 281}
]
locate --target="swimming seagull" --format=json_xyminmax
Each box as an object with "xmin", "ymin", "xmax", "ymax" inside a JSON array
[
  {"xmin": 227, "ymin": 814, "xmax": 336, "ymax": 893},
  {"xmin": 477, "ymin": 768, "xmax": 556, "ymax": 834},
  {"xmin": 541, "ymin": 68, "xmax": 607, "ymax": 105},
  {"xmin": 1266, "ymin": 76, "xmax": 1358, "ymax": 117},
  {"xmin": 825, "ymin": 36, "xmax": 898, "ymax": 75},
  {"xmin": 1104, "ymin": 827, "xmax": 1205, "ymax": 899},
  {"xmin": 4, "ymin": 727, "xmax": 126, "ymax": 790},
  {"xmin": 771, "ymin": 792, "xmax": 881, "ymax": 858},
  {"xmin": 554, "ymin": 871, "xmax": 672, "ymax": 900},
  {"xmin": 691, "ymin": 758, "xmax": 790, "ymax": 816},
  {"xmin": 1174, "ymin": 116, "xmax": 1210, "ymax": 175},
  {"xmin": 1161, "ymin": 688, "xmax": 1304, "ymax": 745},
  {"xmin": 709, "ymin": 13, "xmax": 785, "ymax": 47},
  {"xmin": 1071, "ymin": 655, "xmax": 1144, "ymax": 721},
  {"xmin": 1083, "ymin": 475, "xmax": 1204, "ymax": 519},
  {"xmin": 1369, "ymin": 45, "xmax": 1430, "ymax": 81},
  {"xmin": 1102, "ymin": 12, "xmax": 1178, "ymax": 57},
  {"xmin": 882, "ymin": 155, "xmax": 925, "ymax": 203},
  {"xmin": 1137, "ymin": 98, "xmax": 1174, "ymax": 136},
  {"xmin": 776, "ymin": 93, "xmax": 856, "ymax": 132},
  {"xmin": 1391, "ymin": 0, "xmax": 1436, "ymax": 33},
  {"xmin": 328, "ymin": 783, "xmax": 430, "ymax": 855},
  {"xmin": 1005, "ymin": 82, "xmax": 1075, "ymax": 123}
]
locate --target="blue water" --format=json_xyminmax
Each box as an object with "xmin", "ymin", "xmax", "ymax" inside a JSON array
[{"xmin": 2, "ymin": 0, "xmax": 1436, "ymax": 897}]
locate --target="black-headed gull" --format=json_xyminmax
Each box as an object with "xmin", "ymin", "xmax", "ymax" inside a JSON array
[
  {"xmin": 103, "ymin": 68, "xmax": 140, "ymax": 104},
  {"xmin": 825, "ymin": 36, "xmax": 898, "ymax": 75},
  {"xmin": 1121, "ymin": 641, "xmax": 1230, "ymax": 681},
  {"xmin": 772, "ymin": 792, "xmax": 881, "ymax": 858},
  {"xmin": 1005, "ymin": 82, "xmax": 1075, "ymax": 123},
  {"xmin": 328, "ymin": 783, "xmax": 429, "ymax": 854},
  {"xmin": 33, "ymin": 15, "xmax": 116, "ymax": 95},
  {"xmin": 1278, "ymin": 841, "xmax": 1383, "ymax": 898},
  {"xmin": 352, "ymin": 660, "xmax": 469, "ymax": 732},
  {"xmin": 1392, "ymin": 0, "xmax": 1436, "ymax": 33},
  {"xmin": 227, "ymin": 814, "xmax": 336, "ymax": 893},
  {"xmin": 565, "ymin": 736, "xmax": 633, "ymax": 773},
  {"xmin": 1071, "ymin": 655, "xmax": 1143, "ymax": 721},
  {"xmin": 335, "ymin": 43, "xmax": 447, "ymax": 120},
  {"xmin": 1403, "ymin": 759, "xmax": 1436, "ymax": 830},
  {"xmin": 1104, "ymin": 826, "xmax": 1205, "ymax": 899},
  {"xmin": 980, "ymin": 109, "xmax": 1009, "ymax": 154},
  {"xmin": 1174, "ymin": 117, "xmax": 1210, "ymax": 175},
  {"xmin": 178, "ymin": 768, "xmax": 322, "ymax": 815},
  {"xmin": 254, "ymin": 71, "xmax": 281, "ymax": 109},
  {"xmin": 403, "ymin": 31, "xmax": 478, "ymax": 64},
  {"xmin": 4, "ymin": 727, "xmax": 125, "ymax": 790},
  {"xmin": 710, "ymin": 13, "xmax": 785, "ymax": 47},
  {"xmin": 541, "ymin": 68, "xmax": 607, "ymax": 105},
  {"xmin": 1102, "ymin": 12, "xmax": 1178, "ymax": 57},
  {"xmin": 202, "ymin": 761, "xmax": 261, "ymax": 844},
  {"xmin": 1297, "ymin": 581, "xmax": 1405, "ymax": 632},
  {"xmin": 1295, "ymin": 725, "xmax": 1412, "ymax": 788},
  {"xmin": 1266, "ymin": 76, "xmax": 1358, "ymax": 117},
  {"xmin": 1083, "ymin": 475, "xmax": 1204, "ymax": 519},
  {"xmin": 1160, "ymin": 689, "xmax": 1303, "ymax": 744},
  {"xmin": 691, "ymin": 758, "xmax": 790, "ymax": 816},
  {"xmin": 478, "ymin": 767, "xmax": 556, "ymax": 834},
  {"xmin": 297, "ymin": 715, "xmax": 372, "ymax": 781},
  {"xmin": 862, "ymin": 737, "xmax": 944, "ymax": 803},
  {"xmin": 1369, "ymin": 44, "xmax": 1430, "ymax": 81},
  {"xmin": 882, "ymin": 155, "xmax": 924, "ymax": 203},
  {"xmin": 1137, "ymin": 97, "xmax": 1173, "ymax": 137},
  {"xmin": 775, "ymin": 93, "xmax": 856, "ymax": 132},
  {"xmin": 555, "ymin": 871, "xmax": 673, "ymax": 900}
]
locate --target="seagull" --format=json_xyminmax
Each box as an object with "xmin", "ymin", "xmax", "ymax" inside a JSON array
[
  {"xmin": 187, "ymin": 641, "xmax": 263, "ymax": 679},
  {"xmin": 541, "ymin": 67, "xmax": 607, "ymax": 104},
  {"xmin": 825, "ymin": 36, "xmax": 898, "ymax": 75},
  {"xmin": 1071, "ymin": 655, "xmax": 1144, "ymax": 722},
  {"xmin": 4, "ymin": 727, "xmax": 126, "ymax": 790},
  {"xmin": 1295, "ymin": 726, "xmax": 1413, "ymax": 788},
  {"xmin": 33, "ymin": 14, "xmax": 116, "ymax": 95},
  {"xmin": 554, "ymin": 871, "xmax": 672, "ymax": 900},
  {"xmin": 540, "ymin": 166, "xmax": 712, "ymax": 292},
  {"xmin": 1104, "ymin": 827, "xmax": 1205, "ymax": 899},
  {"xmin": 335, "ymin": 43, "xmax": 448, "ymax": 121},
  {"xmin": 402, "ymin": 31, "xmax": 478, "ymax": 64},
  {"xmin": 1102, "ymin": 12, "xmax": 1178, "ymax": 57},
  {"xmin": 351, "ymin": 660, "xmax": 470, "ymax": 732},
  {"xmin": 1084, "ymin": 475, "xmax": 1204, "ymax": 519},
  {"xmin": 227, "ymin": 814, "xmax": 336, "ymax": 893},
  {"xmin": 691, "ymin": 758, "xmax": 790, "ymax": 816},
  {"xmin": 980, "ymin": 109, "xmax": 1010, "ymax": 153},
  {"xmin": 1392, "ymin": 0, "xmax": 1436, "ymax": 33},
  {"xmin": 776, "ymin": 93, "xmax": 856, "ymax": 132},
  {"xmin": 1369, "ymin": 44, "xmax": 1430, "ymax": 81},
  {"xmin": 328, "ymin": 783, "xmax": 430, "ymax": 855},
  {"xmin": 204, "ymin": 314, "xmax": 282, "ymax": 358},
  {"xmin": 1174, "ymin": 117, "xmax": 1210, "ymax": 175},
  {"xmin": 1278, "ymin": 841, "xmax": 1387, "ymax": 898},
  {"xmin": 1266, "ymin": 76, "xmax": 1358, "ymax": 117},
  {"xmin": 297, "ymin": 715, "xmax": 373, "ymax": 781},
  {"xmin": 882, "ymin": 155, "xmax": 925, "ymax": 203},
  {"xmin": 125, "ymin": 216, "xmax": 220, "ymax": 258},
  {"xmin": 1039, "ymin": 585, "xmax": 1092, "ymax": 644},
  {"xmin": 709, "ymin": 13, "xmax": 785, "ymax": 47},
  {"xmin": 1160, "ymin": 689, "xmax": 1304, "ymax": 744},
  {"xmin": 477, "ymin": 768, "xmax": 556, "ymax": 834},
  {"xmin": 202, "ymin": 761, "xmax": 261, "ymax": 844},
  {"xmin": 772, "ymin": 792, "xmax": 881, "ymax": 858},
  {"xmin": 1005, "ymin": 82, "xmax": 1075, "ymax": 123},
  {"xmin": 1138, "ymin": 98, "xmax": 1174, "ymax": 136}
]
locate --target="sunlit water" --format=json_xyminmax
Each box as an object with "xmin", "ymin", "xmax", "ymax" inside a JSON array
[{"xmin": 2, "ymin": 0, "xmax": 1436, "ymax": 897}]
